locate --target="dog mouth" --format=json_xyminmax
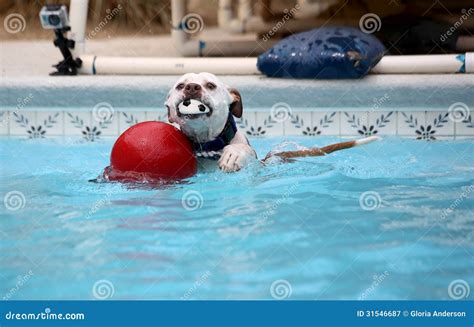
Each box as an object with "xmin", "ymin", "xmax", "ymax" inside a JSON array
[{"xmin": 176, "ymin": 96, "xmax": 213, "ymax": 119}]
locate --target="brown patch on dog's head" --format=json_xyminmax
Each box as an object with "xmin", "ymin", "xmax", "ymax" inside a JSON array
[{"xmin": 228, "ymin": 88, "xmax": 243, "ymax": 118}]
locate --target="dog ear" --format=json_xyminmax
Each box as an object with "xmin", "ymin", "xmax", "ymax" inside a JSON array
[
  {"xmin": 228, "ymin": 88, "xmax": 243, "ymax": 118},
  {"xmin": 166, "ymin": 105, "xmax": 175, "ymax": 123}
]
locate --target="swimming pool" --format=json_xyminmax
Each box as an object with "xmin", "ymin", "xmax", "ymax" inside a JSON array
[{"xmin": 1, "ymin": 136, "xmax": 473, "ymax": 300}]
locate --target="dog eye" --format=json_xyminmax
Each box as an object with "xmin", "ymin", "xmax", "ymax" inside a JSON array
[
  {"xmin": 176, "ymin": 83, "xmax": 185, "ymax": 90},
  {"xmin": 206, "ymin": 82, "xmax": 216, "ymax": 90}
]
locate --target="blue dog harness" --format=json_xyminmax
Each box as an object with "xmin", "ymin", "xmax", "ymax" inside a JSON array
[{"xmin": 192, "ymin": 112, "xmax": 237, "ymax": 160}]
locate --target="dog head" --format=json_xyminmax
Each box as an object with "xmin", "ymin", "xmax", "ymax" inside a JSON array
[{"xmin": 165, "ymin": 72, "xmax": 243, "ymax": 142}]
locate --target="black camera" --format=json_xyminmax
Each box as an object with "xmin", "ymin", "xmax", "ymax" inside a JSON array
[{"xmin": 39, "ymin": 4, "xmax": 69, "ymax": 30}]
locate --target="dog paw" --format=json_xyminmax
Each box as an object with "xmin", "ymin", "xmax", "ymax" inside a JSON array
[{"xmin": 218, "ymin": 144, "xmax": 254, "ymax": 172}]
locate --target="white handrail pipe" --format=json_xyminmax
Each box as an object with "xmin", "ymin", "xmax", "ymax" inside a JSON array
[
  {"xmin": 79, "ymin": 55, "xmax": 260, "ymax": 75},
  {"xmin": 68, "ymin": 0, "xmax": 89, "ymax": 55},
  {"xmin": 78, "ymin": 53, "xmax": 474, "ymax": 75},
  {"xmin": 371, "ymin": 53, "xmax": 473, "ymax": 74}
]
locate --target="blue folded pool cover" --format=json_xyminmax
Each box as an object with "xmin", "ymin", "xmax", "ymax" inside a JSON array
[{"xmin": 257, "ymin": 27, "xmax": 386, "ymax": 79}]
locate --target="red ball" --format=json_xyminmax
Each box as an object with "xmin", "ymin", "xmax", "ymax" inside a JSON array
[{"xmin": 105, "ymin": 121, "xmax": 197, "ymax": 182}]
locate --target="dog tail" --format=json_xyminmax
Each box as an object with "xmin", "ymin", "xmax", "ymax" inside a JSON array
[
  {"xmin": 318, "ymin": 136, "xmax": 381, "ymax": 154},
  {"xmin": 262, "ymin": 136, "xmax": 381, "ymax": 162},
  {"xmin": 355, "ymin": 136, "xmax": 380, "ymax": 146}
]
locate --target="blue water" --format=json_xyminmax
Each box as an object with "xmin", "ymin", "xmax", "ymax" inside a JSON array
[{"xmin": 1, "ymin": 137, "xmax": 473, "ymax": 300}]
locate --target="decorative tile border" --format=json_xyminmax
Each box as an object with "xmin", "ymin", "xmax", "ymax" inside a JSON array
[{"xmin": 1, "ymin": 109, "xmax": 473, "ymax": 141}]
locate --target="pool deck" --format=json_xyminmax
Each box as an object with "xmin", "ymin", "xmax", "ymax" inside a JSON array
[
  {"xmin": 1, "ymin": 39, "xmax": 473, "ymax": 110},
  {"xmin": 1, "ymin": 74, "xmax": 473, "ymax": 110}
]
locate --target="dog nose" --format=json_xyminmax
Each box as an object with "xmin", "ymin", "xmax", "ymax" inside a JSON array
[{"xmin": 184, "ymin": 83, "xmax": 202, "ymax": 94}]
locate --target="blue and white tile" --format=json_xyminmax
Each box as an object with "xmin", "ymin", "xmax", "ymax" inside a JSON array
[
  {"xmin": 255, "ymin": 112, "xmax": 284, "ymax": 136},
  {"xmin": 368, "ymin": 111, "xmax": 396, "ymax": 136},
  {"xmin": 312, "ymin": 111, "xmax": 339, "ymax": 136},
  {"xmin": 36, "ymin": 111, "xmax": 63, "ymax": 136},
  {"xmin": 0, "ymin": 111, "xmax": 9, "ymax": 135},
  {"xmin": 119, "ymin": 111, "xmax": 146, "ymax": 133},
  {"xmin": 145, "ymin": 110, "xmax": 168, "ymax": 122},
  {"xmin": 284, "ymin": 111, "xmax": 312, "ymax": 136},
  {"xmin": 455, "ymin": 112, "xmax": 474, "ymax": 136},
  {"xmin": 340, "ymin": 111, "xmax": 368, "ymax": 136},
  {"xmin": 425, "ymin": 111, "xmax": 453, "ymax": 136},
  {"xmin": 3, "ymin": 109, "xmax": 474, "ymax": 139},
  {"xmin": 236, "ymin": 112, "xmax": 257, "ymax": 137},
  {"xmin": 397, "ymin": 111, "xmax": 426, "ymax": 137},
  {"xmin": 64, "ymin": 111, "xmax": 92, "ymax": 137},
  {"xmin": 9, "ymin": 111, "xmax": 36, "ymax": 136},
  {"xmin": 92, "ymin": 110, "xmax": 119, "ymax": 136}
]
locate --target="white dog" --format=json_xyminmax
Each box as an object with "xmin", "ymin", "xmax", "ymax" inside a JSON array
[
  {"xmin": 165, "ymin": 72, "xmax": 256, "ymax": 172},
  {"xmin": 165, "ymin": 72, "xmax": 382, "ymax": 174}
]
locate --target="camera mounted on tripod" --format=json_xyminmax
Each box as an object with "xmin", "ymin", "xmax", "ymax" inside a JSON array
[{"xmin": 40, "ymin": 4, "xmax": 82, "ymax": 75}]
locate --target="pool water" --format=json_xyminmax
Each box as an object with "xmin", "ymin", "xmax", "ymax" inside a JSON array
[{"xmin": 1, "ymin": 137, "xmax": 473, "ymax": 300}]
